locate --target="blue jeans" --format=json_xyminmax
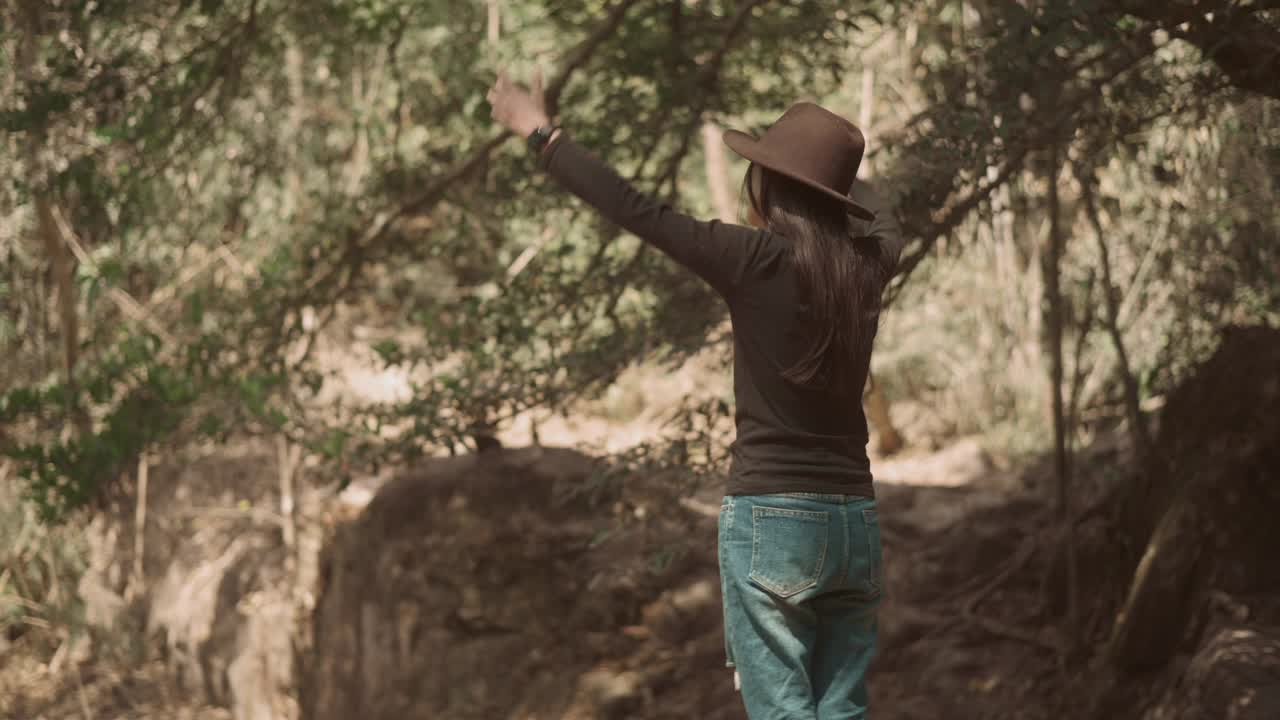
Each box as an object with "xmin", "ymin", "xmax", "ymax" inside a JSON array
[{"xmin": 719, "ymin": 493, "xmax": 883, "ymax": 719}]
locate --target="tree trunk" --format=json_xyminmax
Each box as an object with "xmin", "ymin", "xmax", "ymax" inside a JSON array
[
  {"xmin": 857, "ymin": 66, "xmax": 875, "ymax": 177},
  {"xmin": 487, "ymin": 0, "xmax": 501, "ymax": 46},
  {"xmin": 864, "ymin": 373, "xmax": 904, "ymax": 455},
  {"xmin": 1108, "ymin": 484, "xmax": 1206, "ymax": 669},
  {"xmin": 701, "ymin": 120, "xmax": 737, "ymax": 223},
  {"xmin": 20, "ymin": 17, "xmax": 86, "ymax": 435},
  {"xmin": 36, "ymin": 198, "xmax": 79, "ymax": 385},
  {"xmin": 277, "ymin": 436, "xmax": 301, "ymax": 583},
  {"xmin": 129, "ymin": 450, "xmax": 149, "ymax": 601},
  {"xmin": 855, "ymin": 65, "xmax": 906, "ymax": 454},
  {"xmin": 284, "ymin": 42, "xmax": 306, "ymax": 219},
  {"xmin": 1109, "ymin": 327, "xmax": 1280, "ymax": 669},
  {"xmin": 1041, "ymin": 141, "xmax": 1078, "ymax": 637},
  {"xmin": 1078, "ymin": 174, "xmax": 1154, "ymax": 468}
]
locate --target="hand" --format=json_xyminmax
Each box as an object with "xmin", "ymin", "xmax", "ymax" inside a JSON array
[{"xmin": 486, "ymin": 67, "xmax": 550, "ymax": 138}]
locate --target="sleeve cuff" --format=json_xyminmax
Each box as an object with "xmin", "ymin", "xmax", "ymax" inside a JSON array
[{"xmin": 535, "ymin": 129, "xmax": 568, "ymax": 171}]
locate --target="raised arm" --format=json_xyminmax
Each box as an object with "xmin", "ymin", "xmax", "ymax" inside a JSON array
[
  {"xmin": 849, "ymin": 179, "xmax": 904, "ymax": 277},
  {"xmin": 537, "ymin": 133, "xmax": 766, "ymax": 297},
  {"xmin": 487, "ymin": 68, "xmax": 766, "ymax": 298}
]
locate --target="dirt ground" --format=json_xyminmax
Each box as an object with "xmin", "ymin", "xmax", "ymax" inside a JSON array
[
  {"xmin": 3, "ymin": 436, "xmax": 1267, "ymax": 720},
  {"xmin": 5, "ymin": 434, "xmax": 1072, "ymax": 720},
  {"xmin": 7, "ymin": 328, "xmax": 1279, "ymax": 719}
]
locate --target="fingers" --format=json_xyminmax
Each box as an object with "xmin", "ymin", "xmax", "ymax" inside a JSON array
[
  {"xmin": 486, "ymin": 69, "xmax": 506, "ymax": 110},
  {"xmin": 487, "ymin": 74, "xmax": 501, "ymax": 102}
]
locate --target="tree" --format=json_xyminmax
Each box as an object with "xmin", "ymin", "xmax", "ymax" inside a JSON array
[
  {"xmin": 0, "ymin": 0, "xmax": 869, "ymax": 519},
  {"xmin": 2, "ymin": 0, "xmax": 1276, "ymax": 534}
]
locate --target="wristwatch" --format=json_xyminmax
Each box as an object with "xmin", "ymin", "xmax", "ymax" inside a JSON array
[{"xmin": 526, "ymin": 124, "xmax": 557, "ymax": 155}]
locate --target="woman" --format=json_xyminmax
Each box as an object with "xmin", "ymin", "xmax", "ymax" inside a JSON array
[{"xmin": 488, "ymin": 69, "xmax": 903, "ymax": 719}]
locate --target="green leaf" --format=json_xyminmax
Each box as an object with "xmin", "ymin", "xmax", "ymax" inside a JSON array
[
  {"xmin": 372, "ymin": 339, "xmax": 402, "ymax": 366},
  {"xmin": 198, "ymin": 413, "xmax": 225, "ymax": 437},
  {"xmin": 321, "ymin": 429, "xmax": 350, "ymax": 459},
  {"xmin": 95, "ymin": 123, "xmax": 125, "ymax": 141},
  {"xmin": 185, "ymin": 291, "xmax": 205, "ymax": 325},
  {"xmin": 266, "ymin": 407, "xmax": 288, "ymax": 429}
]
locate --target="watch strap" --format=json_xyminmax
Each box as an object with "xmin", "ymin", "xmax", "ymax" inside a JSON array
[{"xmin": 527, "ymin": 124, "xmax": 556, "ymax": 155}]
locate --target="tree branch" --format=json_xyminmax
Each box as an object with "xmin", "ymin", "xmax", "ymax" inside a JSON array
[
  {"xmin": 885, "ymin": 40, "xmax": 1154, "ymax": 303},
  {"xmin": 301, "ymin": 0, "xmax": 645, "ymax": 303},
  {"xmin": 886, "ymin": 149, "xmax": 1027, "ymax": 305},
  {"xmin": 1118, "ymin": 0, "xmax": 1280, "ymax": 100},
  {"xmin": 544, "ymin": 0, "xmax": 645, "ymax": 115},
  {"xmin": 655, "ymin": 0, "xmax": 771, "ymax": 192}
]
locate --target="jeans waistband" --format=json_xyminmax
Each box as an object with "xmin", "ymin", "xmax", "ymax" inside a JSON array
[{"xmin": 772, "ymin": 492, "xmax": 869, "ymax": 504}]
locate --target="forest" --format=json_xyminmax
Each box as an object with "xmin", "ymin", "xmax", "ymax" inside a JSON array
[{"xmin": 2, "ymin": 1, "xmax": 1279, "ymax": 718}]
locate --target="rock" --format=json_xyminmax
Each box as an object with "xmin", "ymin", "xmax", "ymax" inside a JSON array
[
  {"xmin": 1182, "ymin": 626, "xmax": 1280, "ymax": 719},
  {"xmin": 1144, "ymin": 625, "xmax": 1280, "ymax": 720},
  {"xmin": 147, "ymin": 527, "xmax": 288, "ymax": 711},
  {"xmin": 75, "ymin": 444, "xmax": 308, "ymax": 720},
  {"xmin": 79, "ymin": 516, "xmax": 126, "ymax": 629},
  {"xmin": 641, "ymin": 579, "xmax": 718, "ymax": 644},
  {"xmin": 301, "ymin": 446, "xmax": 717, "ymax": 720},
  {"xmin": 1111, "ymin": 327, "xmax": 1280, "ymax": 671},
  {"xmin": 578, "ymin": 668, "xmax": 645, "ymax": 718},
  {"xmin": 226, "ymin": 594, "xmax": 297, "ymax": 720}
]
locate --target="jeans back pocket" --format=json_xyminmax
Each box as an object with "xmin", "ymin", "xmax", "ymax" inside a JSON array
[
  {"xmin": 748, "ymin": 506, "xmax": 830, "ymax": 598},
  {"xmin": 862, "ymin": 507, "xmax": 883, "ymax": 593}
]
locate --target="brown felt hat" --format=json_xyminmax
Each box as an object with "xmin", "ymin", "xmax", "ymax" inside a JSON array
[{"xmin": 723, "ymin": 102, "xmax": 876, "ymax": 222}]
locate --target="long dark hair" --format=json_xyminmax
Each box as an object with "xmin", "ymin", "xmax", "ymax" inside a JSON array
[{"xmin": 745, "ymin": 163, "xmax": 887, "ymax": 395}]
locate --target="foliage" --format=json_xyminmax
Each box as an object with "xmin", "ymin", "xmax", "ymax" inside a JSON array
[
  {"xmin": 865, "ymin": 0, "xmax": 1279, "ymax": 460},
  {"xmin": 0, "ymin": 473, "xmax": 88, "ymax": 650},
  {"xmin": 1, "ymin": 0, "xmax": 863, "ymax": 520},
  {"xmin": 2, "ymin": 0, "xmax": 1278, "ymax": 522}
]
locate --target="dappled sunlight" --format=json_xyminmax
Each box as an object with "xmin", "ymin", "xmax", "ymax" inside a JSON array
[
  {"xmin": 3, "ymin": 0, "xmax": 1278, "ymax": 718},
  {"xmin": 872, "ymin": 437, "xmax": 1007, "ymax": 489}
]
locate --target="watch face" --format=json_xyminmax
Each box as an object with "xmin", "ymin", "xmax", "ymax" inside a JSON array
[{"xmin": 528, "ymin": 127, "xmax": 550, "ymax": 151}]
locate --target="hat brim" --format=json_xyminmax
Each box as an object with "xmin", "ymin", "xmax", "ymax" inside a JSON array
[{"xmin": 723, "ymin": 129, "xmax": 876, "ymax": 222}]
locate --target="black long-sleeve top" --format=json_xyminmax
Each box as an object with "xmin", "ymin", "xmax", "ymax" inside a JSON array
[{"xmin": 540, "ymin": 133, "xmax": 904, "ymax": 497}]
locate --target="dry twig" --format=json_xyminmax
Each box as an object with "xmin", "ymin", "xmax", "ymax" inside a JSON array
[
  {"xmin": 129, "ymin": 450, "xmax": 149, "ymax": 601},
  {"xmin": 49, "ymin": 206, "xmax": 176, "ymax": 345}
]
